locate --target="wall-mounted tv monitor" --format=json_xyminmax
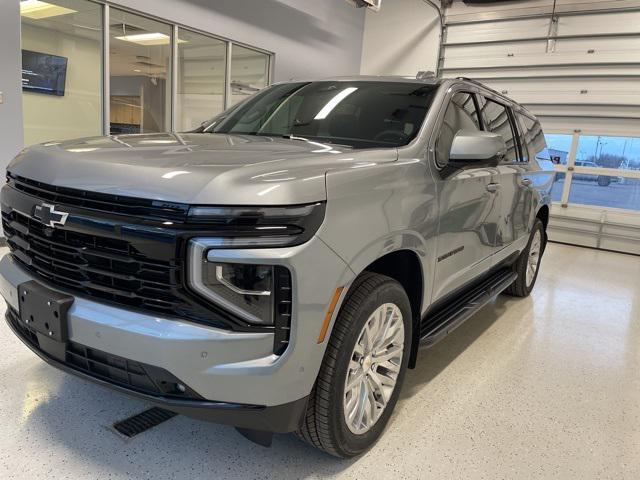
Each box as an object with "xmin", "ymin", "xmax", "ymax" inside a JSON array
[{"xmin": 22, "ymin": 50, "xmax": 68, "ymax": 96}]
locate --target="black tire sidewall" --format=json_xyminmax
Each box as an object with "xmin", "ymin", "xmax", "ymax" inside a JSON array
[
  {"xmin": 522, "ymin": 219, "xmax": 545, "ymax": 294},
  {"xmin": 328, "ymin": 280, "xmax": 412, "ymax": 457}
]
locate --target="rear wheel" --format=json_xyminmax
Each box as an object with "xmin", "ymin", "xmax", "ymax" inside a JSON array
[
  {"xmin": 597, "ymin": 176, "xmax": 611, "ymax": 187},
  {"xmin": 296, "ymin": 273, "xmax": 412, "ymax": 457},
  {"xmin": 504, "ymin": 218, "xmax": 546, "ymax": 297}
]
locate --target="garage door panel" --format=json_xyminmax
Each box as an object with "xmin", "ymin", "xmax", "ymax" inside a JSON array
[
  {"xmin": 480, "ymin": 78, "xmax": 640, "ymax": 107},
  {"xmin": 554, "ymin": 37, "xmax": 640, "ymax": 55},
  {"xmin": 559, "ymin": 11, "xmax": 640, "ymax": 35},
  {"xmin": 445, "ymin": 18, "xmax": 550, "ymax": 44},
  {"xmin": 443, "ymin": 50, "xmax": 640, "ymax": 70}
]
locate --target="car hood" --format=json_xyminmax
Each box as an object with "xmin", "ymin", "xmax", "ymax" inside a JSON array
[{"xmin": 8, "ymin": 133, "xmax": 396, "ymax": 205}]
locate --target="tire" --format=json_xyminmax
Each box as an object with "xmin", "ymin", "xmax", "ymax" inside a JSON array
[
  {"xmin": 597, "ymin": 176, "xmax": 611, "ymax": 187},
  {"xmin": 296, "ymin": 272, "xmax": 412, "ymax": 458},
  {"xmin": 504, "ymin": 218, "xmax": 546, "ymax": 297}
]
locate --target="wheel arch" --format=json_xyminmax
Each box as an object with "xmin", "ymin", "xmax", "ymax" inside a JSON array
[{"xmin": 360, "ymin": 249, "xmax": 424, "ymax": 369}]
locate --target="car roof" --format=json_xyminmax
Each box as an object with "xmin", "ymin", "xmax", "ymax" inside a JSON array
[{"xmin": 273, "ymin": 75, "xmax": 443, "ymax": 86}]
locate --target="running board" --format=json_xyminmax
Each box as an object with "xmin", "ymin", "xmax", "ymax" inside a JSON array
[{"xmin": 420, "ymin": 269, "xmax": 517, "ymax": 348}]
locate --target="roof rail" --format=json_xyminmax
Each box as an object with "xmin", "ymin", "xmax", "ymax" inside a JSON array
[{"xmin": 455, "ymin": 76, "xmax": 506, "ymax": 98}]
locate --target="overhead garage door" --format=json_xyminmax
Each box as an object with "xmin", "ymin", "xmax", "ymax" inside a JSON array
[{"xmin": 440, "ymin": 0, "xmax": 640, "ymax": 254}]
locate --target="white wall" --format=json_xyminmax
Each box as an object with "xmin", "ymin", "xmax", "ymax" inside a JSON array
[
  {"xmin": 0, "ymin": 1, "xmax": 23, "ymax": 164},
  {"xmin": 360, "ymin": 0, "xmax": 441, "ymax": 76}
]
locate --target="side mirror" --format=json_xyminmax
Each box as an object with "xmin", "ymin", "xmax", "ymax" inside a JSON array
[{"xmin": 449, "ymin": 130, "xmax": 506, "ymax": 165}]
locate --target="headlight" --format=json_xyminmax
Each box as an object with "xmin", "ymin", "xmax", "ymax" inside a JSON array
[
  {"xmin": 186, "ymin": 202, "xmax": 325, "ymax": 248},
  {"xmin": 202, "ymin": 262, "xmax": 276, "ymax": 325},
  {"xmin": 189, "ymin": 240, "xmax": 293, "ymax": 332}
]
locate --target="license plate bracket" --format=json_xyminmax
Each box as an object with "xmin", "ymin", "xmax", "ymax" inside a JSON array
[{"xmin": 18, "ymin": 280, "xmax": 74, "ymax": 343}]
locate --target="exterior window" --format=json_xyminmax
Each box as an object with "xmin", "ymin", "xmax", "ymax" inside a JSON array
[
  {"xmin": 229, "ymin": 45, "xmax": 269, "ymax": 107},
  {"xmin": 480, "ymin": 97, "xmax": 518, "ymax": 163},
  {"xmin": 544, "ymin": 134, "xmax": 573, "ymax": 166},
  {"xmin": 177, "ymin": 29, "xmax": 226, "ymax": 131},
  {"xmin": 435, "ymin": 92, "xmax": 482, "ymax": 166},
  {"xmin": 575, "ymin": 135, "xmax": 639, "ymax": 171},
  {"xmin": 109, "ymin": 9, "xmax": 172, "ymax": 134},
  {"xmin": 21, "ymin": 0, "xmax": 103, "ymax": 145},
  {"xmin": 568, "ymin": 176, "xmax": 640, "ymax": 211}
]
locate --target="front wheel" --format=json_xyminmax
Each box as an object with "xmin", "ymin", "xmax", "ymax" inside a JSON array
[
  {"xmin": 296, "ymin": 273, "xmax": 412, "ymax": 457},
  {"xmin": 504, "ymin": 218, "xmax": 546, "ymax": 297}
]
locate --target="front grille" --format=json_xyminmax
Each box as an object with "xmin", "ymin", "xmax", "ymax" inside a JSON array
[
  {"xmin": 7, "ymin": 307, "xmax": 201, "ymax": 399},
  {"xmin": 8, "ymin": 173, "xmax": 189, "ymax": 222},
  {"xmin": 2, "ymin": 209, "xmax": 182, "ymax": 315}
]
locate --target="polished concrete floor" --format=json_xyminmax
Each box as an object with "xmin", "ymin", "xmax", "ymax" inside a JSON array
[{"xmin": 1, "ymin": 243, "xmax": 639, "ymax": 479}]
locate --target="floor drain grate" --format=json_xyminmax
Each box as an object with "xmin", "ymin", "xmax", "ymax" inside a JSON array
[{"xmin": 112, "ymin": 407, "xmax": 177, "ymax": 438}]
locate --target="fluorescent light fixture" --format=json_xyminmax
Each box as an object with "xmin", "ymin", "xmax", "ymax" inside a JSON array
[
  {"xmin": 314, "ymin": 87, "xmax": 358, "ymax": 120},
  {"xmin": 115, "ymin": 32, "xmax": 186, "ymax": 46},
  {"xmin": 20, "ymin": 0, "xmax": 76, "ymax": 19}
]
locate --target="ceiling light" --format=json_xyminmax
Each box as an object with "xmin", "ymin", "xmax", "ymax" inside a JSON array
[
  {"xmin": 20, "ymin": 0, "xmax": 76, "ymax": 19},
  {"xmin": 115, "ymin": 32, "xmax": 186, "ymax": 46}
]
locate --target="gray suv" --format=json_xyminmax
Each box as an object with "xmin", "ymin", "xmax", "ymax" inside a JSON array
[{"xmin": 0, "ymin": 76, "xmax": 554, "ymax": 457}]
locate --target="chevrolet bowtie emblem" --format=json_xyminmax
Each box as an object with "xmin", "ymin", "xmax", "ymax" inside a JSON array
[{"xmin": 33, "ymin": 203, "xmax": 69, "ymax": 228}]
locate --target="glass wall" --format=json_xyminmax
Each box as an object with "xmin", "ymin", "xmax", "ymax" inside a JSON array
[
  {"xmin": 20, "ymin": 2, "xmax": 273, "ymax": 144},
  {"xmin": 109, "ymin": 9, "xmax": 172, "ymax": 134},
  {"xmin": 21, "ymin": 0, "xmax": 103, "ymax": 145},
  {"xmin": 177, "ymin": 29, "xmax": 226, "ymax": 131},
  {"xmin": 229, "ymin": 44, "xmax": 270, "ymax": 107}
]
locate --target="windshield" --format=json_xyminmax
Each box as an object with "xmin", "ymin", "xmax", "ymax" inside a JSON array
[{"xmin": 208, "ymin": 81, "xmax": 438, "ymax": 149}]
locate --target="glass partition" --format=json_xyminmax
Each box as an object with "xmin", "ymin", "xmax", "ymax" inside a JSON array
[
  {"xmin": 21, "ymin": 0, "xmax": 103, "ymax": 145},
  {"xmin": 177, "ymin": 29, "xmax": 227, "ymax": 131},
  {"xmin": 229, "ymin": 45, "xmax": 269, "ymax": 107},
  {"xmin": 109, "ymin": 9, "xmax": 172, "ymax": 134}
]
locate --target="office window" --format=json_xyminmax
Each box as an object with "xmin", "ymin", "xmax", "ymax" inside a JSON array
[
  {"xmin": 109, "ymin": 9, "xmax": 172, "ymax": 134},
  {"xmin": 177, "ymin": 29, "xmax": 226, "ymax": 131},
  {"xmin": 229, "ymin": 45, "xmax": 269, "ymax": 106},
  {"xmin": 21, "ymin": 0, "xmax": 103, "ymax": 146}
]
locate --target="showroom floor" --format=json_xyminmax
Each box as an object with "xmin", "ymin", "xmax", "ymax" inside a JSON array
[{"xmin": 1, "ymin": 243, "xmax": 639, "ymax": 479}]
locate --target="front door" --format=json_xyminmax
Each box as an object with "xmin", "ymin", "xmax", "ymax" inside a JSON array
[{"xmin": 431, "ymin": 91, "xmax": 502, "ymax": 302}]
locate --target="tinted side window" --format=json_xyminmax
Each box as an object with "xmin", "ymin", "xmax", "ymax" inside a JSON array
[
  {"xmin": 435, "ymin": 92, "xmax": 482, "ymax": 166},
  {"xmin": 518, "ymin": 113, "xmax": 549, "ymax": 163},
  {"xmin": 480, "ymin": 97, "xmax": 518, "ymax": 163}
]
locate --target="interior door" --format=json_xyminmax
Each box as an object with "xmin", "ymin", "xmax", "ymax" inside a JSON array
[{"xmin": 431, "ymin": 92, "xmax": 502, "ymax": 302}]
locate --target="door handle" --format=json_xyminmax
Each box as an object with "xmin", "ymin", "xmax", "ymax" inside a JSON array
[
  {"xmin": 486, "ymin": 183, "xmax": 501, "ymax": 193},
  {"xmin": 521, "ymin": 178, "xmax": 533, "ymax": 187}
]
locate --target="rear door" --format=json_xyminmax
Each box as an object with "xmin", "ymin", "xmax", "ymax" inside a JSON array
[
  {"xmin": 431, "ymin": 90, "xmax": 502, "ymax": 302},
  {"xmin": 478, "ymin": 95, "xmax": 536, "ymax": 263}
]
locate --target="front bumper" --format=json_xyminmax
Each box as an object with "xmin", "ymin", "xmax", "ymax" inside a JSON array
[{"xmin": 0, "ymin": 236, "xmax": 353, "ymax": 431}]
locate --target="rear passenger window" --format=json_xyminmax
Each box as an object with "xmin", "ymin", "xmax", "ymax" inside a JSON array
[
  {"xmin": 518, "ymin": 113, "xmax": 548, "ymax": 163},
  {"xmin": 480, "ymin": 97, "xmax": 518, "ymax": 163},
  {"xmin": 435, "ymin": 92, "xmax": 482, "ymax": 167}
]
